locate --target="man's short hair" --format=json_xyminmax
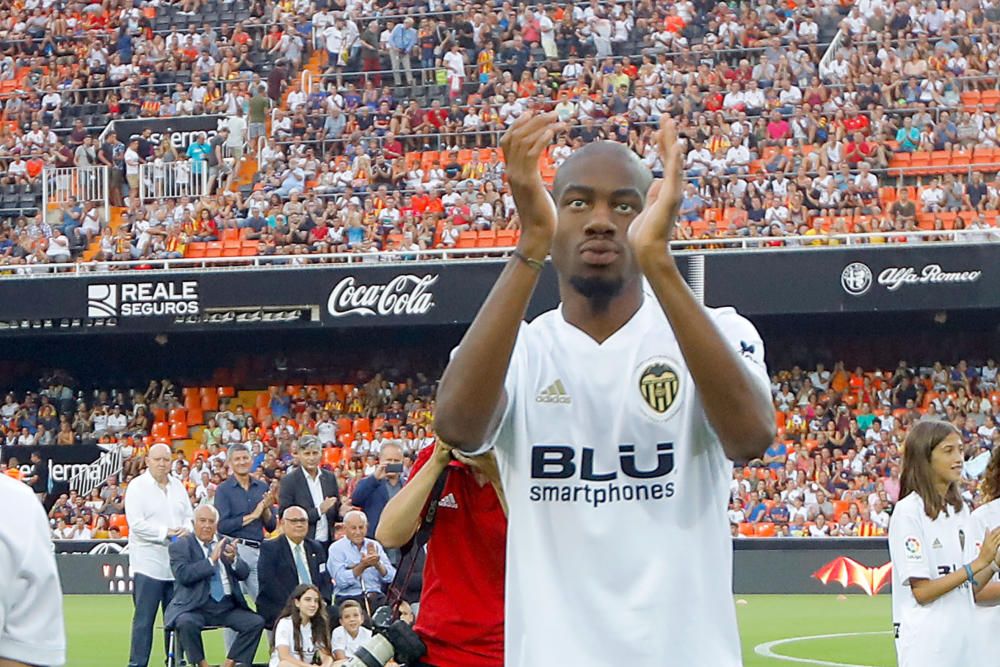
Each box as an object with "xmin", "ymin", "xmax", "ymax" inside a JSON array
[
  {"xmin": 379, "ymin": 442, "xmax": 403, "ymax": 458},
  {"xmin": 227, "ymin": 443, "xmax": 250, "ymax": 459},
  {"xmin": 343, "ymin": 509, "xmax": 367, "ymax": 525},
  {"xmin": 298, "ymin": 435, "xmax": 322, "ymax": 451}
]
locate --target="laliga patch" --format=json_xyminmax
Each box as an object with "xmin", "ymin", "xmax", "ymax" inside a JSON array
[
  {"xmin": 904, "ymin": 536, "xmax": 922, "ymax": 561},
  {"xmin": 634, "ymin": 356, "xmax": 684, "ymax": 422}
]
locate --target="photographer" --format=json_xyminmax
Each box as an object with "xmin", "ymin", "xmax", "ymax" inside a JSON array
[{"xmin": 376, "ymin": 440, "xmax": 506, "ymax": 667}]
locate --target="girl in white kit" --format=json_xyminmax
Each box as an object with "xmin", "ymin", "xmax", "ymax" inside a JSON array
[{"xmin": 888, "ymin": 420, "xmax": 1000, "ymax": 667}]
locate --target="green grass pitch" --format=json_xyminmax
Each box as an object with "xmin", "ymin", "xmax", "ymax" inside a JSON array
[{"xmin": 64, "ymin": 594, "xmax": 896, "ymax": 666}]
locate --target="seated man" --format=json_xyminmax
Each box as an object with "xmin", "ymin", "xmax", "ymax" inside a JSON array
[
  {"xmin": 164, "ymin": 505, "xmax": 265, "ymax": 667},
  {"xmin": 326, "ymin": 510, "xmax": 395, "ymax": 615},
  {"xmin": 256, "ymin": 505, "xmax": 332, "ymax": 631}
]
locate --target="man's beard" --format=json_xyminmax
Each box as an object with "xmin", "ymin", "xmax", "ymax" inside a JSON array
[{"xmin": 569, "ymin": 275, "xmax": 624, "ymax": 314}]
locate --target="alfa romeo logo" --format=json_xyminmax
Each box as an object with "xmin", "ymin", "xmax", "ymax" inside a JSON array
[{"xmin": 841, "ymin": 262, "xmax": 873, "ymax": 296}]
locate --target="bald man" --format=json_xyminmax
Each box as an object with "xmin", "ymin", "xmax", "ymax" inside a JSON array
[
  {"xmin": 256, "ymin": 506, "xmax": 332, "ymax": 631},
  {"xmin": 124, "ymin": 443, "xmax": 194, "ymax": 667}
]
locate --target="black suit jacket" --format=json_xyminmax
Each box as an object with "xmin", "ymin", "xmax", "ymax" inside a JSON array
[
  {"xmin": 278, "ymin": 467, "xmax": 339, "ymax": 541},
  {"xmin": 164, "ymin": 534, "xmax": 252, "ymax": 629},
  {"xmin": 255, "ymin": 536, "xmax": 331, "ymax": 627}
]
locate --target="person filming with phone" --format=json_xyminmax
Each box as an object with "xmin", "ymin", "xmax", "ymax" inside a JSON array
[{"xmin": 351, "ymin": 443, "xmax": 405, "ymax": 543}]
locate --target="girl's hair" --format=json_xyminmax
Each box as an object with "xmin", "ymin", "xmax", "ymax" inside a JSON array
[
  {"xmin": 274, "ymin": 584, "xmax": 332, "ymax": 657},
  {"xmin": 981, "ymin": 447, "xmax": 1000, "ymax": 503},
  {"xmin": 899, "ymin": 420, "xmax": 964, "ymax": 519}
]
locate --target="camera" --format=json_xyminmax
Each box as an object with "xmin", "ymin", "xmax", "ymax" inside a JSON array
[
  {"xmin": 345, "ymin": 606, "xmax": 425, "ymax": 667},
  {"xmin": 385, "ymin": 463, "xmax": 404, "ymax": 474}
]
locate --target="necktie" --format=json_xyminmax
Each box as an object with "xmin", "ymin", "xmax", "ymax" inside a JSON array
[
  {"xmin": 293, "ymin": 543, "xmax": 312, "ymax": 585},
  {"xmin": 206, "ymin": 542, "xmax": 225, "ymax": 601}
]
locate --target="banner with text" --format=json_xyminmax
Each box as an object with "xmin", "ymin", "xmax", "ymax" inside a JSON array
[{"xmin": 0, "ymin": 244, "xmax": 997, "ymax": 336}]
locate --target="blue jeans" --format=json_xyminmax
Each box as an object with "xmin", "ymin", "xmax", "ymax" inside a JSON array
[{"xmin": 128, "ymin": 573, "xmax": 174, "ymax": 667}]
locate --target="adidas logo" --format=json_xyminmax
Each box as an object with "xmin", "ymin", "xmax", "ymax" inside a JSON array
[
  {"xmin": 439, "ymin": 493, "xmax": 458, "ymax": 509},
  {"xmin": 535, "ymin": 379, "xmax": 572, "ymax": 404},
  {"xmin": 932, "ymin": 538, "xmax": 943, "ymax": 549}
]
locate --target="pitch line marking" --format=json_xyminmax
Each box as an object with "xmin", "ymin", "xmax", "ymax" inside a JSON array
[{"xmin": 754, "ymin": 630, "xmax": 893, "ymax": 667}]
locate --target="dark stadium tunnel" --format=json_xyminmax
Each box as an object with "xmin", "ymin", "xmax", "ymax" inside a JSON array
[{"xmin": 1, "ymin": 309, "xmax": 1000, "ymax": 391}]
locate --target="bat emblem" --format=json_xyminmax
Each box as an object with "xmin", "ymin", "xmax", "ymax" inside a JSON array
[{"xmin": 813, "ymin": 557, "xmax": 892, "ymax": 596}]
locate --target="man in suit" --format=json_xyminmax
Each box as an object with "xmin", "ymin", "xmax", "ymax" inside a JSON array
[
  {"xmin": 278, "ymin": 435, "xmax": 340, "ymax": 550},
  {"xmin": 256, "ymin": 505, "xmax": 332, "ymax": 632},
  {"xmin": 164, "ymin": 505, "xmax": 265, "ymax": 667}
]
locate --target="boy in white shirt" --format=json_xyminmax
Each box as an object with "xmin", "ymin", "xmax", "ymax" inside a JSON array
[{"xmin": 331, "ymin": 600, "xmax": 372, "ymax": 664}]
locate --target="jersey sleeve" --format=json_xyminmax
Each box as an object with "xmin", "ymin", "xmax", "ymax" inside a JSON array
[
  {"xmin": 274, "ymin": 617, "xmax": 294, "ymax": 651},
  {"xmin": 330, "ymin": 626, "xmax": 347, "ymax": 653},
  {"xmin": 888, "ymin": 503, "xmax": 933, "ymax": 586},
  {"xmin": 0, "ymin": 477, "xmax": 66, "ymax": 666},
  {"xmin": 709, "ymin": 307, "xmax": 771, "ymax": 395}
]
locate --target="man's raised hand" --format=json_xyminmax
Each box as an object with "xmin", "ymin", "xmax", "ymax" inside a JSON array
[
  {"xmin": 627, "ymin": 116, "xmax": 685, "ymax": 268},
  {"xmin": 500, "ymin": 111, "xmax": 560, "ymax": 259}
]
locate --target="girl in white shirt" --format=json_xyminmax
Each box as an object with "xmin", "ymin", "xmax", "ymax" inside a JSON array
[
  {"xmin": 888, "ymin": 420, "xmax": 1000, "ymax": 667},
  {"xmin": 270, "ymin": 584, "xmax": 334, "ymax": 667}
]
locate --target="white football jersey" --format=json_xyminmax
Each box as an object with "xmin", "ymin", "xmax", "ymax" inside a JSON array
[
  {"xmin": 0, "ymin": 474, "xmax": 66, "ymax": 665},
  {"xmin": 888, "ymin": 492, "xmax": 977, "ymax": 667},
  {"xmin": 971, "ymin": 499, "xmax": 1000, "ymax": 658},
  {"xmin": 480, "ymin": 297, "xmax": 769, "ymax": 667}
]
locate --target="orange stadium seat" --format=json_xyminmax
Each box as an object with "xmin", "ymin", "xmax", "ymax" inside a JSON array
[
  {"xmin": 200, "ymin": 393, "xmax": 219, "ymax": 411},
  {"xmin": 151, "ymin": 422, "xmax": 169, "ymax": 441},
  {"xmin": 755, "ymin": 523, "xmax": 776, "ymax": 537}
]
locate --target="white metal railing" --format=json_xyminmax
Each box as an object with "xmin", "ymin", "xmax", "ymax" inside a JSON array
[
  {"xmin": 1, "ymin": 229, "xmax": 997, "ymax": 277},
  {"xmin": 68, "ymin": 444, "xmax": 123, "ymax": 498},
  {"xmin": 41, "ymin": 166, "xmax": 110, "ymax": 224},
  {"xmin": 138, "ymin": 160, "xmax": 209, "ymax": 201}
]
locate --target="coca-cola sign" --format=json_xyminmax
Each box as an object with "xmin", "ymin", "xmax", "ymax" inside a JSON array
[{"xmin": 327, "ymin": 274, "xmax": 438, "ymax": 317}]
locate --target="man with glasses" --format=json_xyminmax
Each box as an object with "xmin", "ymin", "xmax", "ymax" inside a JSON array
[{"xmin": 256, "ymin": 506, "xmax": 332, "ymax": 635}]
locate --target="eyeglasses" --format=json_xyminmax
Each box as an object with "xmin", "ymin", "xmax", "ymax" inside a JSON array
[{"xmin": 285, "ymin": 518, "xmax": 308, "ymax": 524}]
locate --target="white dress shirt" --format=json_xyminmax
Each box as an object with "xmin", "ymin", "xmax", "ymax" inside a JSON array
[
  {"xmin": 303, "ymin": 469, "xmax": 329, "ymax": 543},
  {"xmin": 125, "ymin": 471, "xmax": 194, "ymax": 580}
]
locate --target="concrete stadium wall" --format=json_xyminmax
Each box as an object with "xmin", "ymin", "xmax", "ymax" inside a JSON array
[{"xmin": 58, "ymin": 539, "xmax": 891, "ymax": 596}]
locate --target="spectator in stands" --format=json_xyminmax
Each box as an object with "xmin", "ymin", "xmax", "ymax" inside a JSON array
[
  {"xmin": 256, "ymin": 506, "xmax": 332, "ymax": 634},
  {"xmin": 327, "ymin": 510, "xmax": 395, "ymax": 613},
  {"xmin": 124, "ymin": 443, "xmax": 194, "ymax": 667},
  {"xmin": 164, "ymin": 504, "xmax": 265, "ymax": 667},
  {"xmin": 350, "ymin": 442, "xmax": 405, "ymax": 540},
  {"xmin": 279, "ymin": 436, "xmax": 340, "ymax": 550}
]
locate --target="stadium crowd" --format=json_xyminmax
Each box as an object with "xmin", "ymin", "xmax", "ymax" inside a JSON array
[
  {"xmin": 0, "ymin": 0, "xmax": 997, "ymax": 268},
  {"xmin": 2, "ymin": 357, "xmax": 999, "ymax": 542}
]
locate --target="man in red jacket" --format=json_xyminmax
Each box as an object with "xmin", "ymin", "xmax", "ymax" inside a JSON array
[{"xmin": 375, "ymin": 440, "xmax": 506, "ymax": 667}]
